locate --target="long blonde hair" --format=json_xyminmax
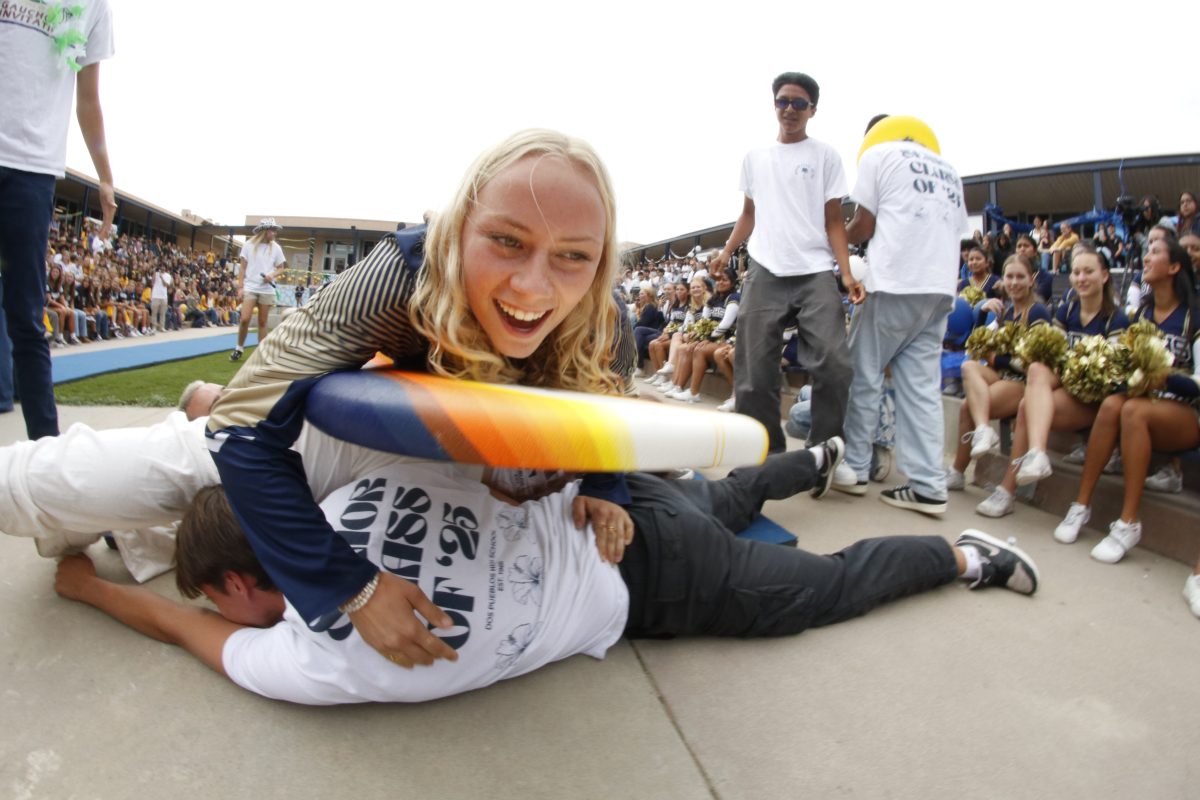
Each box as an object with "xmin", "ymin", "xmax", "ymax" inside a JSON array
[{"xmin": 410, "ymin": 129, "xmax": 621, "ymax": 394}]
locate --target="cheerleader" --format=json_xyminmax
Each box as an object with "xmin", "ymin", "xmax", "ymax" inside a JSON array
[
  {"xmin": 1054, "ymin": 238, "xmax": 1199, "ymax": 570},
  {"xmin": 958, "ymin": 244, "xmax": 1002, "ymax": 299},
  {"xmin": 646, "ymin": 277, "xmax": 709, "ymax": 389},
  {"xmin": 643, "ymin": 281, "xmax": 690, "ymax": 384},
  {"xmin": 666, "ymin": 267, "xmax": 740, "ymax": 404},
  {"xmin": 947, "ymin": 254, "xmax": 1051, "ymax": 485},
  {"xmin": 973, "ymin": 243, "xmax": 1128, "ymax": 517}
]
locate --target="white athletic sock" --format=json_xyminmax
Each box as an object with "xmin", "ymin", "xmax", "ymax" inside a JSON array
[
  {"xmin": 959, "ymin": 544, "xmax": 983, "ymax": 581},
  {"xmin": 811, "ymin": 447, "xmax": 825, "ymax": 470}
]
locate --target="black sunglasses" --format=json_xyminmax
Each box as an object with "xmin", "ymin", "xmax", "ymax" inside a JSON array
[{"xmin": 774, "ymin": 97, "xmax": 811, "ymax": 111}]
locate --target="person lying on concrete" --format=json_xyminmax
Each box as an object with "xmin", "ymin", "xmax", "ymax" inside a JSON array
[{"xmin": 54, "ymin": 446, "xmax": 1039, "ymax": 705}]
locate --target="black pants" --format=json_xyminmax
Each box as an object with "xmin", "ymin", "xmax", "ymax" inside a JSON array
[{"xmin": 618, "ymin": 453, "xmax": 958, "ymax": 639}]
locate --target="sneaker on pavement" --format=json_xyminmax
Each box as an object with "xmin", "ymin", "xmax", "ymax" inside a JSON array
[
  {"xmin": 716, "ymin": 396, "xmax": 736, "ymax": 413},
  {"xmin": 955, "ymin": 529, "xmax": 1039, "ymax": 595},
  {"xmin": 1144, "ymin": 464, "xmax": 1183, "ymax": 493},
  {"xmin": 946, "ymin": 468, "xmax": 966, "ymax": 491},
  {"xmin": 669, "ymin": 388, "xmax": 700, "ymax": 403},
  {"xmin": 1015, "ymin": 448, "xmax": 1052, "ymax": 486},
  {"xmin": 811, "ymin": 436, "xmax": 845, "ymax": 499},
  {"xmin": 1183, "ymin": 574, "xmax": 1200, "ymax": 619},
  {"xmin": 880, "ymin": 484, "xmax": 947, "ymax": 516},
  {"xmin": 969, "ymin": 425, "xmax": 1000, "ymax": 458},
  {"xmin": 975, "ymin": 487, "xmax": 1015, "ymax": 518},
  {"xmin": 1054, "ymin": 502, "xmax": 1090, "ymax": 544},
  {"xmin": 832, "ymin": 462, "xmax": 867, "ymax": 495},
  {"xmin": 229, "ymin": 348, "xmax": 243, "ymax": 362},
  {"xmin": 870, "ymin": 444, "xmax": 892, "ymax": 482},
  {"xmin": 1090, "ymin": 519, "xmax": 1141, "ymax": 564},
  {"xmin": 656, "ymin": 381, "xmax": 677, "ymax": 394},
  {"xmin": 1062, "ymin": 442, "xmax": 1087, "ymax": 465},
  {"xmin": 632, "ymin": 367, "xmax": 644, "ymax": 378},
  {"xmin": 1102, "ymin": 450, "xmax": 1123, "ymax": 474}
]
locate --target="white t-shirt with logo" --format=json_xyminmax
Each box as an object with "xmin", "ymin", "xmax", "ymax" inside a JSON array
[
  {"xmin": 240, "ymin": 240, "xmax": 285, "ymax": 293},
  {"xmin": 851, "ymin": 141, "xmax": 968, "ymax": 296},
  {"xmin": 222, "ymin": 463, "xmax": 629, "ymax": 704},
  {"xmin": 739, "ymin": 138, "xmax": 848, "ymax": 277},
  {"xmin": 0, "ymin": 0, "xmax": 114, "ymax": 177}
]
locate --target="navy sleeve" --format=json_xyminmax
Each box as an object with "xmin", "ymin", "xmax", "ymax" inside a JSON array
[
  {"xmin": 578, "ymin": 472, "xmax": 632, "ymax": 506},
  {"xmin": 1164, "ymin": 374, "xmax": 1199, "ymax": 399}
]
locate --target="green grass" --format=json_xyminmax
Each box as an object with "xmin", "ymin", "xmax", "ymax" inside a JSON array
[{"xmin": 54, "ymin": 347, "xmax": 256, "ymax": 407}]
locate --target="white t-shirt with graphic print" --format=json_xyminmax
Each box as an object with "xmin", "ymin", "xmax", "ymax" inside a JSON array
[
  {"xmin": 739, "ymin": 137, "xmax": 848, "ymax": 277},
  {"xmin": 222, "ymin": 462, "xmax": 629, "ymax": 705}
]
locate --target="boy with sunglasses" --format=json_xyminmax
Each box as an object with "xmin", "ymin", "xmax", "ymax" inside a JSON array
[{"xmin": 709, "ymin": 72, "xmax": 863, "ymax": 455}]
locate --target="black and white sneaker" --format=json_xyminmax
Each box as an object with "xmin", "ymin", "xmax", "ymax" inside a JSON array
[
  {"xmin": 879, "ymin": 484, "xmax": 947, "ymax": 516},
  {"xmin": 811, "ymin": 436, "xmax": 845, "ymax": 499},
  {"xmin": 229, "ymin": 348, "xmax": 243, "ymax": 362},
  {"xmin": 955, "ymin": 529, "xmax": 1039, "ymax": 595}
]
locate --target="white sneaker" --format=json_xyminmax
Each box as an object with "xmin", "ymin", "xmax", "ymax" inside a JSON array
[
  {"xmin": 642, "ymin": 372, "xmax": 663, "ymax": 385},
  {"xmin": 1062, "ymin": 443, "xmax": 1087, "ymax": 465},
  {"xmin": 716, "ymin": 396, "xmax": 735, "ymax": 412},
  {"xmin": 1102, "ymin": 450, "xmax": 1123, "ymax": 474},
  {"xmin": 656, "ymin": 381, "xmax": 678, "ymax": 394},
  {"xmin": 669, "ymin": 389, "xmax": 700, "ymax": 404},
  {"xmin": 975, "ymin": 487, "xmax": 1014, "ymax": 518},
  {"xmin": 832, "ymin": 462, "xmax": 867, "ymax": 495},
  {"xmin": 969, "ymin": 425, "xmax": 1000, "ymax": 458},
  {"xmin": 1183, "ymin": 574, "xmax": 1200, "ymax": 619},
  {"xmin": 1145, "ymin": 464, "xmax": 1183, "ymax": 493},
  {"xmin": 1015, "ymin": 449, "xmax": 1052, "ymax": 486},
  {"xmin": 633, "ymin": 367, "xmax": 644, "ymax": 378},
  {"xmin": 1054, "ymin": 502, "xmax": 1090, "ymax": 544},
  {"xmin": 657, "ymin": 362, "xmax": 675, "ymax": 377},
  {"xmin": 1091, "ymin": 519, "xmax": 1141, "ymax": 564},
  {"xmin": 946, "ymin": 468, "xmax": 966, "ymax": 491}
]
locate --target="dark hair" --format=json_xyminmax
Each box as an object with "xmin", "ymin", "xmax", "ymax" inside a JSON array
[
  {"xmin": 1158, "ymin": 238, "xmax": 1197, "ymax": 307},
  {"xmin": 967, "ymin": 244, "xmax": 992, "ymax": 264},
  {"xmin": 1015, "ymin": 233, "xmax": 1038, "ymax": 253},
  {"xmin": 1151, "ymin": 223, "xmax": 1179, "ymax": 242},
  {"xmin": 175, "ymin": 486, "xmax": 275, "ymax": 599},
  {"xmin": 864, "ymin": 114, "xmax": 889, "ymax": 135},
  {"xmin": 772, "ymin": 72, "xmax": 820, "ymax": 105},
  {"xmin": 1069, "ymin": 241, "xmax": 1116, "ymax": 318}
]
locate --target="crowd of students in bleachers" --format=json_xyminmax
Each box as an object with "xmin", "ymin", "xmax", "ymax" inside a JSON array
[{"xmin": 38, "ymin": 216, "xmax": 245, "ymax": 347}]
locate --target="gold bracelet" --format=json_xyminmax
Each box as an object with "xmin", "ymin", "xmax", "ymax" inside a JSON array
[{"xmin": 338, "ymin": 573, "xmax": 380, "ymax": 615}]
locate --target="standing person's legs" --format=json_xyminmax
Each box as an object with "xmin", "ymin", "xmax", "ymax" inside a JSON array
[
  {"xmin": 843, "ymin": 294, "xmax": 893, "ymax": 481},
  {"xmin": 791, "ymin": 271, "xmax": 851, "ymax": 444},
  {"xmin": 733, "ymin": 259, "xmax": 792, "ymax": 453},
  {"xmin": 0, "ymin": 307, "xmax": 13, "ymax": 412},
  {"xmin": 256, "ymin": 295, "xmax": 271, "ymax": 343},
  {"xmin": 235, "ymin": 296, "xmax": 256, "ymax": 348},
  {"xmin": 150, "ymin": 297, "xmax": 166, "ymax": 331},
  {"xmin": 888, "ymin": 295, "xmax": 952, "ymax": 500},
  {"xmin": 0, "ymin": 168, "xmax": 58, "ymax": 439}
]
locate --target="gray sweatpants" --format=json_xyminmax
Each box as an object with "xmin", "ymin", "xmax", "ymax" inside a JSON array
[
  {"xmin": 733, "ymin": 258, "xmax": 851, "ymax": 453},
  {"xmin": 843, "ymin": 292, "xmax": 952, "ymax": 500}
]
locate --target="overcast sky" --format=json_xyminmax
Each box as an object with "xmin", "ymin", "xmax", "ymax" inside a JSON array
[{"xmin": 66, "ymin": 0, "xmax": 1196, "ymax": 246}]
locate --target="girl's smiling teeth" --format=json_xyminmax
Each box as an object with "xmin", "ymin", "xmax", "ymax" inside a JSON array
[{"xmin": 497, "ymin": 300, "xmax": 550, "ymax": 330}]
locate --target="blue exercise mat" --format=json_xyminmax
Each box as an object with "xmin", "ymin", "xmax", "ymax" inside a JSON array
[
  {"xmin": 690, "ymin": 473, "xmax": 797, "ymax": 547},
  {"xmin": 51, "ymin": 333, "xmax": 240, "ymax": 384}
]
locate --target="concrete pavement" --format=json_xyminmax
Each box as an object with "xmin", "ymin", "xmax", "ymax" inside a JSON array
[{"xmin": 1, "ymin": 394, "xmax": 1197, "ymax": 799}]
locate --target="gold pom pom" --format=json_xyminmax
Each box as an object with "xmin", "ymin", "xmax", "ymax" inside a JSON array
[
  {"xmin": 1060, "ymin": 336, "xmax": 1123, "ymax": 404},
  {"xmin": 958, "ymin": 286, "xmax": 985, "ymax": 307},
  {"xmin": 1015, "ymin": 324, "xmax": 1069, "ymax": 368}
]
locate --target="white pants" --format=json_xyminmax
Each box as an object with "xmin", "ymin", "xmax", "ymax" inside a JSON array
[{"xmin": 0, "ymin": 412, "xmax": 405, "ymax": 581}]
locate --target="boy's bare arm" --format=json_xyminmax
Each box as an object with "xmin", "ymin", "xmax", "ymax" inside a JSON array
[{"xmin": 55, "ymin": 554, "xmax": 243, "ymax": 675}]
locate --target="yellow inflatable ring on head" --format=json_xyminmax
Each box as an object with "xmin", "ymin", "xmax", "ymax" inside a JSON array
[{"xmin": 856, "ymin": 116, "xmax": 940, "ymax": 164}]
